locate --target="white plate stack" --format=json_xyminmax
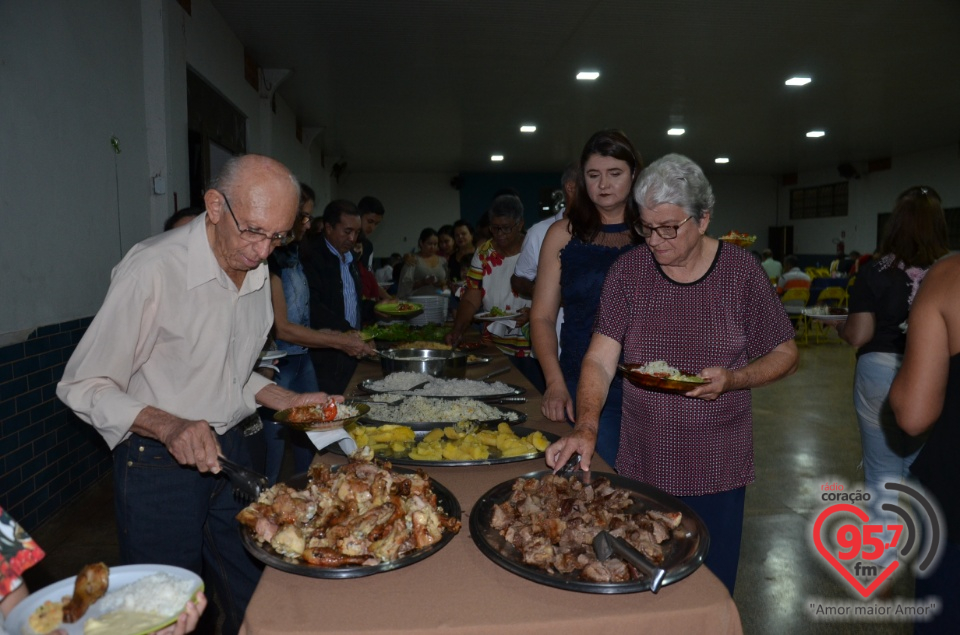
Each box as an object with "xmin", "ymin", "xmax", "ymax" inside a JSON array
[{"xmin": 408, "ymin": 294, "xmax": 449, "ymax": 325}]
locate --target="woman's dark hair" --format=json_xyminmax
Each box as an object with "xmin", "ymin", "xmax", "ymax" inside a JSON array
[
  {"xmin": 299, "ymin": 183, "xmax": 316, "ymax": 210},
  {"xmin": 452, "ymin": 219, "xmax": 473, "ymax": 237},
  {"xmin": 418, "ymin": 227, "xmax": 438, "ymax": 246},
  {"xmin": 567, "ymin": 129, "xmax": 643, "ymax": 242},
  {"xmin": 163, "ymin": 206, "xmax": 203, "ymax": 231},
  {"xmin": 879, "ymin": 186, "xmax": 949, "ymax": 268},
  {"xmin": 437, "ymin": 224, "xmax": 454, "ymax": 239}
]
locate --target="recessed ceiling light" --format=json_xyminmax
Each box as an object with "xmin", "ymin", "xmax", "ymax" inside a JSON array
[
  {"xmin": 576, "ymin": 71, "xmax": 600, "ymax": 80},
  {"xmin": 520, "ymin": 125, "xmax": 537, "ymax": 133},
  {"xmin": 806, "ymin": 130, "xmax": 826, "ymax": 138},
  {"xmin": 491, "ymin": 154, "xmax": 504, "ymax": 162},
  {"xmin": 785, "ymin": 77, "xmax": 812, "ymax": 86},
  {"xmin": 667, "ymin": 128, "xmax": 685, "ymax": 136},
  {"xmin": 715, "ymin": 157, "xmax": 730, "ymax": 164}
]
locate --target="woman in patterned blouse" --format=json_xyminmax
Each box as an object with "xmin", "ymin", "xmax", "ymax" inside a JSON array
[{"xmin": 546, "ymin": 154, "xmax": 799, "ymax": 595}]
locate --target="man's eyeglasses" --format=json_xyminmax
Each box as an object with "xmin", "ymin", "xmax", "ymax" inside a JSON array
[
  {"xmin": 490, "ymin": 222, "xmax": 518, "ymax": 236},
  {"xmin": 217, "ymin": 190, "xmax": 292, "ymax": 245},
  {"xmin": 636, "ymin": 215, "xmax": 693, "ymax": 239}
]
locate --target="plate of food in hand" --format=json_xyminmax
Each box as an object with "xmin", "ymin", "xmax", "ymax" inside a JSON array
[
  {"xmin": 273, "ymin": 399, "xmax": 370, "ymax": 431},
  {"xmin": 8, "ymin": 563, "xmax": 203, "ymax": 635},
  {"xmin": 236, "ymin": 453, "xmax": 461, "ymax": 578},
  {"xmin": 373, "ymin": 301, "xmax": 423, "ymax": 319},
  {"xmin": 618, "ymin": 361, "xmax": 707, "ymax": 395},
  {"xmin": 470, "ymin": 470, "xmax": 709, "ymax": 593},
  {"xmin": 475, "ymin": 307, "xmax": 522, "ymax": 322},
  {"xmin": 339, "ymin": 421, "xmax": 555, "ymax": 466},
  {"xmin": 803, "ymin": 306, "xmax": 849, "ymax": 322},
  {"xmin": 359, "ymin": 372, "xmax": 525, "ymax": 399},
  {"xmin": 360, "ymin": 395, "xmax": 526, "ymax": 427}
]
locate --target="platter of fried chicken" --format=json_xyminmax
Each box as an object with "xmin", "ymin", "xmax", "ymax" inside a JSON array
[
  {"xmin": 470, "ymin": 471, "xmax": 709, "ymax": 593},
  {"xmin": 236, "ymin": 453, "xmax": 462, "ymax": 578}
]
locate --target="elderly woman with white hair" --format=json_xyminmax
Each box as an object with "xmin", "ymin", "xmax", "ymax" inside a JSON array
[{"xmin": 546, "ymin": 153, "xmax": 798, "ymax": 594}]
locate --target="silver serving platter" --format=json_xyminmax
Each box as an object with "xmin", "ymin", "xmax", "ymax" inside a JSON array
[
  {"xmin": 360, "ymin": 404, "xmax": 527, "ymax": 428},
  {"xmin": 333, "ymin": 424, "xmax": 558, "ymax": 467},
  {"xmin": 239, "ymin": 469, "xmax": 461, "ymax": 579},
  {"xmin": 358, "ymin": 378, "xmax": 526, "ymax": 399},
  {"xmin": 470, "ymin": 470, "xmax": 709, "ymax": 594}
]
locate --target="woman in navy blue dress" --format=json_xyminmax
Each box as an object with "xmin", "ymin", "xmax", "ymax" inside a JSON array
[{"xmin": 529, "ymin": 129, "xmax": 643, "ymax": 467}]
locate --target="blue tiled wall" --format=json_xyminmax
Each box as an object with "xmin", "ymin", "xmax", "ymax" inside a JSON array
[{"xmin": 0, "ymin": 318, "xmax": 112, "ymax": 529}]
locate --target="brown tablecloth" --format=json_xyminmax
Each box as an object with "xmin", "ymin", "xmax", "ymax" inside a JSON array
[{"xmin": 241, "ymin": 354, "xmax": 742, "ymax": 635}]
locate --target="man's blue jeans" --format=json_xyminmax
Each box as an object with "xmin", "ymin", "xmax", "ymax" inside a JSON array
[{"xmin": 113, "ymin": 427, "xmax": 263, "ymax": 635}]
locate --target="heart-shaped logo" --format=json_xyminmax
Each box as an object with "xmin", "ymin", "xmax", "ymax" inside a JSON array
[{"xmin": 813, "ymin": 503, "xmax": 900, "ymax": 598}]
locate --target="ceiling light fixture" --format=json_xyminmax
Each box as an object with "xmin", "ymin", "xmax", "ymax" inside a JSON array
[
  {"xmin": 491, "ymin": 154, "xmax": 504, "ymax": 162},
  {"xmin": 667, "ymin": 128, "xmax": 685, "ymax": 136},
  {"xmin": 520, "ymin": 125, "xmax": 537, "ymax": 133},
  {"xmin": 806, "ymin": 130, "xmax": 826, "ymax": 138},
  {"xmin": 715, "ymin": 157, "xmax": 730, "ymax": 164},
  {"xmin": 785, "ymin": 77, "xmax": 812, "ymax": 86},
  {"xmin": 576, "ymin": 71, "xmax": 600, "ymax": 80}
]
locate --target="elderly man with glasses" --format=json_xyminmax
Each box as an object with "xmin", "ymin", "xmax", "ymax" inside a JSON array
[{"xmin": 58, "ymin": 154, "xmax": 338, "ymax": 635}]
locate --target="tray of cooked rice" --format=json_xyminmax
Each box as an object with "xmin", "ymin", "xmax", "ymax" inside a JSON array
[
  {"xmin": 359, "ymin": 372, "xmax": 525, "ymax": 398},
  {"xmin": 360, "ymin": 395, "xmax": 526, "ymax": 428}
]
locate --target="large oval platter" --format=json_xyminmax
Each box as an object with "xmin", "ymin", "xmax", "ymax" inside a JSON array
[
  {"xmin": 333, "ymin": 424, "xmax": 558, "ymax": 467},
  {"xmin": 470, "ymin": 470, "xmax": 709, "ymax": 594},
  {"xmin": 358, "ymin": 378, "xmax": 526, "ymax": 399},
  {"xmin": 360, "ymin": 404, "xmax": 527, "ymax": 429},
  {"xmin": 239, "ymin": 469, "xmax": 460, "ymax": 579}
]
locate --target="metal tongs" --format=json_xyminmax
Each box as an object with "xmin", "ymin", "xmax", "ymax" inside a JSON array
[
  {"xmin": 557, "ymin": 452, "xmax": 582, "ymax": 477},
  {"xmin": 217, "ymin": 455, "xmax": 268, "ymax": 502},
  {"xmin": 592, "ymin": 530, "xmax": 668, "ymax": 593}
]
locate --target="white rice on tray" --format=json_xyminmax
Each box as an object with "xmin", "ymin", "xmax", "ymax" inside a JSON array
[
  {"xmin": 96, "ymin": 572, "xmax": 195, "ymax": 617},
  {"xmin": 634, "ymin": 360, "xmax": 680, "ymax": 376},
  {"xmin": 365, "ymin": 395, "xmax": 520, "ymax": 423},
  {"xmin": 366, "ymin": 371, "xmax": 512, "ymax": 396}
]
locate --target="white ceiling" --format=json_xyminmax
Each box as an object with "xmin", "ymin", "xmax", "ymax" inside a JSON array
[{"xmin": 210, "ymin": 0, "xmax": 960, "ymax": 177}]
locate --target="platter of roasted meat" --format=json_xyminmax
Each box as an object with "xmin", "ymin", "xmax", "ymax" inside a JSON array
[
  {"xmin": 470, "ymin": 470, "xmax": 709, "ymax": 593},
  {"xmin": 237, "ymin": 456, "xmax": 462, "ymax": 579}
]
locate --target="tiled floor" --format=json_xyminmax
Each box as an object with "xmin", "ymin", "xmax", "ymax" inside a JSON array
[{"xmin": 21, "ymin": 335, "xmax": 918, "ymax": 633}]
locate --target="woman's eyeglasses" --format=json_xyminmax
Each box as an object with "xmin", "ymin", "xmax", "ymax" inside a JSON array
[
  {"xmin": 490, "ymin": 222, "xmax": 518, "ymax": 235},
  {"xmin": 635, "ymin": 215, "xmax": 693, "ymax": 239}
]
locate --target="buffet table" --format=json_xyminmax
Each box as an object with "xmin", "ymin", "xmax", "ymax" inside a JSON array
[{"xmin": 241, "ymin": 354, "xmax": 743, "ymax": 635}]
